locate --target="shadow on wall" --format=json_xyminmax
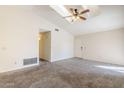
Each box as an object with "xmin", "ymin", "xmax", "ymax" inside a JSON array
[{"xmin": 39, "ymin": 31, "xmax": 51, "ymax": 62}]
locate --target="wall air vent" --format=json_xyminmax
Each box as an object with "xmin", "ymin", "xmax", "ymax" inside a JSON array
[
  {"xmin": 55, "ymin": 28, "xmax": 59, "ymax": 32},
  {"xmin": 23, "ymin": 57, "xmax": 37, "ymax": 66}
]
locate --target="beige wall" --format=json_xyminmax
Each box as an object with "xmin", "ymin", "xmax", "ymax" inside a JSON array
[
  {"xmin": 39, "ymin": 33, "xmax": 44, "ymax": 59},
  {"xmin": 75, "ymin": 28, "xmax": 124, "ymax": 65},
  {"xmin": 39, "ymin": 32, "xmax": 51, "ymax": 61}
]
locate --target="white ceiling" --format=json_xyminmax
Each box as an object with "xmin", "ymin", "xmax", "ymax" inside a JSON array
[{"xmin": 34, "ymin": 5, "xmax": 124, "ymax": 36}]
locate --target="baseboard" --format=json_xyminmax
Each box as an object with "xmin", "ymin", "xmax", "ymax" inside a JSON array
[
  {"xmin": 39, "ymin": 58, "xmax": 50, "ymax": 62},
  {"xmin": 51, "ymin": 57, "xmax": 74, "ymax": 62},
  {"xmin": 0, "ymin": 63, "xmax": 39, "ymax": 74},
  {"xmin": 76, "ymin": 57, "xmax": 124, "ymax": 66}
]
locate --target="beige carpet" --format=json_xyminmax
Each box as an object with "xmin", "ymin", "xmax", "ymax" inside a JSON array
[{"xmin": 0, "ymin": 58, "xmax": 124, "ymax": 88}]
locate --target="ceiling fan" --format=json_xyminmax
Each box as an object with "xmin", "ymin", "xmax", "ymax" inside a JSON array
[{"xmin": 64, "ymin": 8, "xmax": 90, "ymax": 22}]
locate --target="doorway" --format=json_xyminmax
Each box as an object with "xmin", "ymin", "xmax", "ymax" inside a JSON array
[{"xmin": 39, "ymin": 31, "xmax": 51, "ymax": 62}]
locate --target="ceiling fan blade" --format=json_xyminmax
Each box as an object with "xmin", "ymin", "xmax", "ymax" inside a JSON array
[
  {"xmin": 80, "ymin": 9, "xmax": 90, "ymax": 15},
  {"xmin": 79, "ymin": 16, "xmax": 86, "ymax": 20},
  {"xmin": 70, "ymin": 8, "xmax": 75, "ymax": 15}
]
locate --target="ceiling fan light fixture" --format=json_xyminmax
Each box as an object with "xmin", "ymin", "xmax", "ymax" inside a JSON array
[
  {"xmin": 72, "ymin": 16, "xmax": 76, "ymax": 19},
  {"xmin": 76, "ymin": 16, "xmax": 80, "ymax": 19},
  {"xmin": 50, "ymin": 5, "xmax": 90, "ymax": 23}
]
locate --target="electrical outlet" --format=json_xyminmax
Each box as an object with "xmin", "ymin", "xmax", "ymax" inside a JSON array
[
  {"xmin": 81, "ymin": 46, "xmax": 83, "ymax": 50},
  {"xmin": 1, "ymin": 46, "xmax": 6, "ymax": 51},
  {"xmin": 14, "ymin": 61, "xmax": 17, "ymax": 65}
]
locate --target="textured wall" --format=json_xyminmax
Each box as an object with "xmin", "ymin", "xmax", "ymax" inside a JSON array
[{"xmin": 75, "ymin": 28, "xmax": 124, "ymax": 65}]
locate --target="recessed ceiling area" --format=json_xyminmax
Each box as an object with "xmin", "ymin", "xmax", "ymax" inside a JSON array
[
  {"xmin": 50, "ymin": 5, "xmax": 99, "ymax": 23},
  {"xmin": 35, "ymin": 5, "xmax": 124, "ymax": 36}
]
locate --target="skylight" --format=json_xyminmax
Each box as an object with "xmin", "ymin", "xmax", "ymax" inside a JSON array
[{"xmin": 49, "ymin": 5, "xmax": 72, "ymax": 23}]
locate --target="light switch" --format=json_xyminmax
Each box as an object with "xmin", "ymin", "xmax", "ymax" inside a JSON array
[
  {"xmin": 81, "ymin": 46, "xmax": 83, "ymax": 50},
  {"xmin": 1, "ymin": 46, "xmax": 7, "ymax": 51}
]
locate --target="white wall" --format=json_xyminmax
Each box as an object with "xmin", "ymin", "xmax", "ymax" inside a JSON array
[
  {"xmin": 75, "ymin": 29, "xmax": 124, "ymax": 65},
  {"xmin": 0, "ymin": 6, "xmax": 74, "ymax": 73},
  {"xmin": 51, "ymin": 29, "xmax": 74, "ymax": 62}
]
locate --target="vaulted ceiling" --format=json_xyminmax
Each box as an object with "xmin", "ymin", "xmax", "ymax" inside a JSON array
[{"xmin": 34, "ymin": 5, "xmax": 124, "ymax": 36}]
